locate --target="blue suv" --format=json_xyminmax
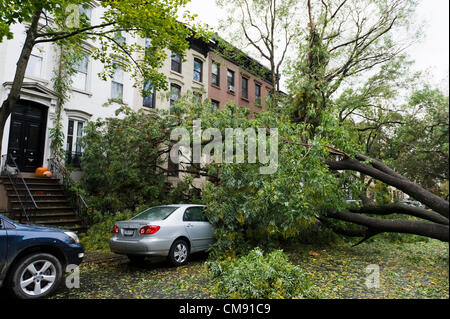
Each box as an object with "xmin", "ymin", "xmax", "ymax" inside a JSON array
[{"xmin": 0, "ymin": 215, "xmax": 84, "ymax": 299}]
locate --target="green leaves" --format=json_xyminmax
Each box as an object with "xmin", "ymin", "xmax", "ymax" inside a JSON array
[
  {"xmin": 1, "ymin": 1, "xmax": 208, "ymax": 93},
  {"xmin": 206, "ymin": 248, "xmax": 317, "ymax": 299},
  {"xmin": 80, "ymin": 108, "xmax": 197, "ymax": 213}
]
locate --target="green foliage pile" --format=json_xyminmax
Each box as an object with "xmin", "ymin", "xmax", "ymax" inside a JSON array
[{"xmin": 207, "ymin": 248, "xmax": 317, "ymax": 299}]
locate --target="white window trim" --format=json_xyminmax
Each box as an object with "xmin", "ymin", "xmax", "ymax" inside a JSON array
[{"xmin": 70, "ymin": 52, "xmax": 91, "ymax": 95}]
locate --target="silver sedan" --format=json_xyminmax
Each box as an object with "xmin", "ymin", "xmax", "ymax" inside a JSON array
[{"xmin": 109, "ymin": 204, "xmax": 214, "ymax": 266}]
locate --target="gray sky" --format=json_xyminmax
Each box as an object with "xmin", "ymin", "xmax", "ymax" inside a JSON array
[{"xmin": 184, "ymin": 0, "xmax": 449, "ymax": 92}]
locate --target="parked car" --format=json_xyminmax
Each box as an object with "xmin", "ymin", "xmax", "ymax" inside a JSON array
[
  {"xmin": 110, "ymin": 204, "xmax": 214, "ymax": 266},
  {"xmin": 0, "ymin": 215, "xmax": 84, "ymax": 299},
  {"xmin": 400, "ymin": 200, "xmax": 425, "ymax": 208}
]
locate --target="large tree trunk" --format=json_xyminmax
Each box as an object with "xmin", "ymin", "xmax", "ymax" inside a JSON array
[
  {"xmin": 325, "ymin": 157, "xmax": 449, "ymax": 218},
  {"xmin": 0, "ymin": 9, "xmax": 41, "ymax": 156},
  {"xmin": 322, "ymin": 153, "xmax": 449, "ymax": 243}
]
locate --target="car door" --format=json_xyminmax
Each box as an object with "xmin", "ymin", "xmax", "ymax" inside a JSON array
[
  {"xmin": 0, "ymin": 218, "xmax": 8, "ymax": 274},
  {"xmin": 183, "ymin": 207, "xmax": 214, "ymax": 252}
]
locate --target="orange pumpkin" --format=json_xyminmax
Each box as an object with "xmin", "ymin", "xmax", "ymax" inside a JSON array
[
  {"xmin": 35, "ymin": 167, "xmax": 49, "ymax": 177},
  {"xmin": 43, "ymin": 171, "xmax": 52, "ymax": 178}
]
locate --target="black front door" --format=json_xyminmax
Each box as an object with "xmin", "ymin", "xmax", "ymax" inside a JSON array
[{"xmin": 7, "ymin": 102, "xmax": 47, "ymax": 172}]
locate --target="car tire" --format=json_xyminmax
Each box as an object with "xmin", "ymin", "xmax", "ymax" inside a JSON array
[
  {"xmin": 168, "ymin": 239, "xmax": 190, "ymax": 267},
  {"xmin": 8, "ymin": 253, "xmax": 63, "ymax": 299}
]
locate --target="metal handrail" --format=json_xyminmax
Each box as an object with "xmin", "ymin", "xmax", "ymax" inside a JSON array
[
  {"xmin": 47, "ymin": 157, "xmax": 88, "ymax": 220},
  {"xmin": 1, "ymin": 154, "xmax": 38, "ymax": 223}
]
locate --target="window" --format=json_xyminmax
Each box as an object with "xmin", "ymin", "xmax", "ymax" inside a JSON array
[
  {"xmin": 242, "ymin": 76, "xmax": 248, "ymax": 99},
  {"xmin": 211, "ymin": 62, "xmax": 220, "ymax": 86},
  {"xmin": 171, "ymin": 53, "xmax": 182, "ymax": 73},
  {"xmin": 170, "ymin": 83, "xmax": 181, "ymax": 106},
  {"xmin": 66, "ymin": 119, "xmax": 84, "ymax": 168},
  {"xmin": 193, "ymin": 92, "xmax": 202, "ymax": 104},
  {"xmin": 132, "ymin": 206, "xmax": 178, "ymax": 221},
  {"xmin": 227, "ymin": 70, "xmax": 235, "ymax": 92},
  {"xmin": 72, "ymin": 53, "xmax": 89, "ymax": 91},
  {"xmin": 111, "ymin": 66, "xmax": 124, "ymax": 100},
  {"xmin": 183, "ymin": 207, "xmax": 207, "ymax": 222},
  {"xmin": 26, "ymin": 44, "xmax": 44, "ymax": 78},
  {"xmin": 193, "ymin": 58, "xmax": 203, "ymax": 82},
  {"xmin": 255, "ymin": 83, "xmax": 262, "ymax": 105},
  {"xmin": 211, "ymin": 100, "xmax": 220, "ymax": 112},
  {"xmin": 143, "ymin": 80, "xmax": 155, "ymax": 108}
]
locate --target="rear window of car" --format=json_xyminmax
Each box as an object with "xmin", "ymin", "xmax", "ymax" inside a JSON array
[{"xmin": 132, "ymin": 206, "xmax": 178, "ymax": 221}]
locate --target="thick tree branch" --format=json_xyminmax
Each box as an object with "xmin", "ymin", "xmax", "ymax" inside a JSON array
[
  {"xmin": 327, "ymin": 210, "xmax": 449, "ymax": 242},
  {"xmin": 325, "ymin": 157, "xmax": 449, "ymax": 218},
  {"xmin": 350, "ymin": 203, "xmax": 449, "ymax": 226}
]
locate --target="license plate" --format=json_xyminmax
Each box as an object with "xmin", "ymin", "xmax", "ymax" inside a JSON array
[{"xmin": 123, "ymin": 229, "xmax": 134, "ymax": 236}]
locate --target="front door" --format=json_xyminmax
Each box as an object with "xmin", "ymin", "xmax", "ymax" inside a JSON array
[{"xmin": 7, "ymin": 102, "xmax": 47, "ymax": 172}]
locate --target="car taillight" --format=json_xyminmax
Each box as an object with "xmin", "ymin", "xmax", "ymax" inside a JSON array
[
  {"xmin": 139, "ymin": 225, "xmax": 160, "ymax": 235},
  {"xmin": 113, "ymin": 225, "xmax": 120, "ymax": 234}
]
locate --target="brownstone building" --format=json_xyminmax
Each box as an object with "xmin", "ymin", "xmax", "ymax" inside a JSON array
[{"xmin": 207, "ymin": 41, "xmax": 275, "ymax": 116}]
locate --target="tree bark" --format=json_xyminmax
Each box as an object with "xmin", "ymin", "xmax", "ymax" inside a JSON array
[
  {"xmin": 325, "ymin": 157, "xmax": 449, "ymax": 218},
  {"xmin": 327, "ymin": 210, "xmax": 449, "ymax": 242},
  {"xmin": 0, "ymin": 9, "xmax": 42, "ymax": 155},
  {"xmin": 349, "ymin": 203, "xmax": 449, "ymax": 226}
]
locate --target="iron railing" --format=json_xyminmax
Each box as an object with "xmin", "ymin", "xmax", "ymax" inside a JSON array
[
  {"xmin": 47, "ymin": 158, "xmax": 88, "ymax": 221},
  {"xmin": 1, "ymin": 154, "xmax": 37, "ymax": 223}
]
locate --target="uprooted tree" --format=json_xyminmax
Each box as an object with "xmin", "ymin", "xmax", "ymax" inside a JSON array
[
  {"xmin": 171, "ymin": 0, "xmax": 447, "ymax": 251},
  {"xmin": 323, "ymin": 151, "xmax": 449, "ymax": 243},
  {"xmin": 286, "ymin": 0, "xmax": 448, "ymax": 243}
]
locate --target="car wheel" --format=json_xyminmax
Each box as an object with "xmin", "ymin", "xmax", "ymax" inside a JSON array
[
  {"xmin": 9, "ymin": 253, "xmax": 63, "ymax": 299},
  {"xmin": 168, "ymin": 239, "xmax": 189, "ymax": 266}
]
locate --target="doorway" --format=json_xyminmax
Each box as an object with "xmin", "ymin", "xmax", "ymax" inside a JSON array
[{"xmin": 7, "ymin": 101, "xmax": 47, "ymax": 172}]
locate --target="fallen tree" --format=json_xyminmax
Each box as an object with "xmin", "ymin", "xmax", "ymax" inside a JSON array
[{"xmin": 322, "ymin": 153, "xmax": 449, "ymax": 243}]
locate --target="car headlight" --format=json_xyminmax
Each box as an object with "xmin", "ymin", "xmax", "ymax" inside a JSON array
[{"xmin": 64, "ymin": 231, "xmax": 80, "ymax": 244}]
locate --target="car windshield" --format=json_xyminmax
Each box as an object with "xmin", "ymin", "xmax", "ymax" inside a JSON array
[{"xmin": 131, "ymin": 206, "xmax": 178, "ymax": 221}]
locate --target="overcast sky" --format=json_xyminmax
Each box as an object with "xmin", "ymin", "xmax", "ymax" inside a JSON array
[{"xmin": 184, "ymin": 0, "xmax": 449, "ymax": 92}]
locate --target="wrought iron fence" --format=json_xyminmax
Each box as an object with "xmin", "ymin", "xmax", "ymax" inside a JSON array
[{"xmin": 1, "ymin": 154, "xmax": 37, "ymax": 223}]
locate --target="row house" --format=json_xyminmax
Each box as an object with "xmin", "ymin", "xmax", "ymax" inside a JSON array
[{"xmin": 0, "ymin": 5, "xmax": 275, "ymax": 213}]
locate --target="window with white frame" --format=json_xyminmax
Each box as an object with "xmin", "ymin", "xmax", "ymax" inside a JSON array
[
  {"xmin": 143, "ymin": 80, "xmax": 156, "ymax": 108},
  {"xmin": 193, "ymin": 58, "xmax": 203, "ymax": 82},
  {"xmin": 66, "ymin": 119, "xmax": 85, "ymax": 168},
  {"xmin": 211, "ymin": 61, "xmax": 220, "ymax": 86},
  {"xmin": 255, "ymin": 83, "xmax": 262, "ymax": 105},
  {"xmin": 26, "ymin": 44, "xmax": 44, "ymax": 78},
  {"xmin": 170, "ymin": 83, "xmax": 181, "ymax": 107},
  {"xmin": 72, "ymin": 52, "xmax": 89, "ymax": 91},
  {"xmin": 171, "ymin": 53, "xmax": 182, "ymax": 73},
  {"xmin": 111, "ymin": 66, "xmax": 124, "ymax": 100},
  {"xmin": 227, "ymin": 69, "xmax": 235, "ymax": 92},
  {"xmin": 241, "ymin": 76, "xmax": 249, "ymax": 99}
]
